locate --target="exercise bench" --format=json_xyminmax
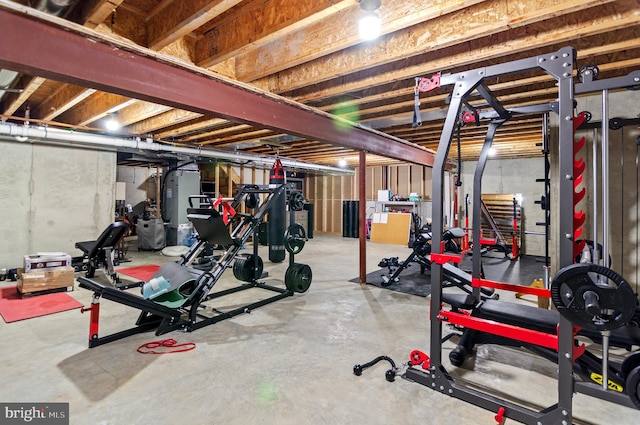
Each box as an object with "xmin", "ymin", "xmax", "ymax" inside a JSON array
[{"xmin": 73, "ymin": 221, "xmax": 140, "ymax": 290}]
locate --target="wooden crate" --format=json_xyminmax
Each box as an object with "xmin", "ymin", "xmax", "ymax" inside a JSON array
[{"xmin": 17, "ymin": 267, "xmax": 75, "ymax": 297}]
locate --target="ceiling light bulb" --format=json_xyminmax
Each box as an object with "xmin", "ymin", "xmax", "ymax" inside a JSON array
[
  {"xmin": 105, "ymin": 115, "xmax": 120, "ymax": 131},
  {"xmin": 338, "ymin": 159, "xmax": 348, "ymax": 167},
  {"xmin": 488, "ymin": 147, "xmax": 496, "ymax": 157},
  {"xmin": 359, "ymin": 11, "xmax": 381, "ymax": 40}
]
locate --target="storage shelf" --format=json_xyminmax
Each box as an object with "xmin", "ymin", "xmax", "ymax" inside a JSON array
[{"xmin": 375, "ymin": 201, "xmax": 419, "ymax": 214}]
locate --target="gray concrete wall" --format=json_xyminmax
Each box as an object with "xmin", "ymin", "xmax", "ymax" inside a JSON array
[
  {"xmin": 0, "ymin": 141, "xmax": 116, "ymax": 269},
  {"xmin": 460, "ymin": 157, "xmax": 546, "ymax": 256},
  {"xmin": 116, "ymin": 166, "xmax": 160, "ymax": 218}
]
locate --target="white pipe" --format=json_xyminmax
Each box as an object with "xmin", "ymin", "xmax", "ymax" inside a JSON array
[{"xmin": 0, "ymin": 121, "xmax": 354, "ymax": 175}]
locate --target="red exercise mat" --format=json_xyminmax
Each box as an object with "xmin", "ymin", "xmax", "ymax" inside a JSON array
[
  {"xmin": 117, "ymin": 264, "xmax": 161, "ymax": 282},
  {"xmin": 0, "ymin": 286, "xmax": 83, "ymax": 323}
]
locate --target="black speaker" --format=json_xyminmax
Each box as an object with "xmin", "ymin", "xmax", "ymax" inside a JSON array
[
  {"xmin": 342, "ymin": 201, "xmax": 359, "ymax": 238},
  {"xmin": 342, "ymin": 201, "xmax": 350, "ymax": 237},
  {"xmin": 304, "ymin": 203, "xmax": 314, "ymax": 238}
]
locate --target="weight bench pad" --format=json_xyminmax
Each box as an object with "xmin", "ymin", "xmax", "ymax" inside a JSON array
[
  {"xmin": 75, "ymin": 221, "xmax": 128, "ymax": 258},
  {"xmin": 477, "ymin": 300, "xmax": 559, "ymax": 334},
  {"xmin": 442, "ymin": 293, "xmax": 477, "ymax": 310}
]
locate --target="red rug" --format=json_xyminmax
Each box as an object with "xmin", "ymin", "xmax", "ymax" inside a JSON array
[
  {"xmin": 0, "ymin": 286, "xmax": 83, "ymax": 323},
  {"xmin": 117, "ymin": 264, "xmax": 161, "ymax": 282}
]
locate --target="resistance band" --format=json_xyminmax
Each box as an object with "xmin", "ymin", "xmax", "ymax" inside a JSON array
[{"xmin": 137, "ymin": 338, "xmax": 196, "ymax": 354}]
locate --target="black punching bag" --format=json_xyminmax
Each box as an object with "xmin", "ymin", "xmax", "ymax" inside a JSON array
[{"xmin": 268, "ymin": 157, "xmax": 286, "ymax": 263}]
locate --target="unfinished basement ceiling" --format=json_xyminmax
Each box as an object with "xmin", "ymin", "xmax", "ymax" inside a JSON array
[{"xmin": 1, "ymin": 0, "xmax": 639, "ymax": 167}]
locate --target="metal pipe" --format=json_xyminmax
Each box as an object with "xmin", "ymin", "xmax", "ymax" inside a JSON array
[
  {"xmin": 602, "ymin": 90, "xmax": 609, "ymax": 267},
  {"xmin": 542, "ymin": 112, "xmax": 550, "ymax": 290},
  {"xmin": 592, "ymin": 127, "xmax": 599, "ymax": 264},
  {"xmin": 35, "ymin": 0, "xmax": 74, "ymax": 16},
  {"xmin": 0, "ymin": 121, "xmax": 354, "ymax": 175},
  {"xmin": 602, "ymin": 330, "xmax": 611, "ymax": 391},
  {"xmin": 601, "ymin": 89, "xmax": 609, "ymax": 391}
]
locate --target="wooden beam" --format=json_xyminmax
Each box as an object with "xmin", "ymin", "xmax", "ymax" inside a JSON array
[
  {"xmin": 138, "ymin": 18, "xmax": 640, "ymax": 137},
  {"xmin": 145, "ymin": 0, "xmax": 173, "ymax": 22},
  {"xmin": 117, "ymin": 101, "xmax": 172, "ymax": 127},
  {"xmin": 33, "ymin": 85, "xmax": 96, "ymax": 120},
  {"xmin": 196, "ymin": 129, "xmax": 275, "ymax": 146},
  {"xmin": 31, "ymin": 1, "xmax": 141, "ymax": 124},
  {"xmin": 195, "ymin": 0, "xmax": 355, "ymax": 68},
  {"xmin": 68, "ymin": 0, "xmax": 125, "ymax": 29},
  {"xmin": 0, "ymin": 3, "xmax": 439, "ymax": 166},
  {"xmin": 180, "ymin": 123, "xmax": 255, "ymax": 142},
  {"xmin": 56, "ymin": 92, "xmax": 132, "ymax": 126},
  {"xmin": 255, "ymin": 0, "xmax": 625, "ymax": 99},
  {"xmin": 128, "ymin": 110, "xmax": 203, "ymax": 135},
  {"xmin": 1, "ymin": 75, "xmax": 45, "ymax": 115},
  {"xmin": 155, "ymin": 117, "xmax": 229, "ymax": 139},
  {"xmin": 236, "ymin": 0, "xmax": 485, "ymax": 81},
  {"xmin": 146, "ymin": 0, "xmax": 243, "ymax": 51},
  {"xmin": 93, "ymin": 5, "xmax": 148, "ymax": 46}
]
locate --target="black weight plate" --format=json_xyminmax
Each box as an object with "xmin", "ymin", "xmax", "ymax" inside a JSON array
[
  {"xmin": 233, "ymin": 254, "xmax": 263, "ymax": 282},
  {"xmin": 413, "ymin": 235, "xmax": 431, "ymax": 257},
  {"xmin": 245, "ymin": 193, "xmax": 259, "ymax": 209},
  {"xmin": 289, "ymin": 191, "xmax": 305, "ymax": 211},
  {"xmin": 287, "ymin": 239, "xmax": 305, "ymax": 254},
  {"xmin": 621, "ymin": 352, "xmax": 640, "ymax": 381},
  {"xmin": 551, "ymin": 263, "xmax": 636, "ymax": 332},
  {"xmin": 626, "ymin": 366, "xmax": 640, "ymax": 408},
  {"xmin": 285, "ymin": 263, "xmax": 312, "ymax": 293},
  {"xmin": 284, "ymin": 223, "xmax": 307, "ymax": 254}
]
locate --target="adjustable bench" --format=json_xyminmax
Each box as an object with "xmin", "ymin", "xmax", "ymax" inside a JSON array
[{"xmin": 73, "ymin": 221, "xmax": 139, "ymax": 289}]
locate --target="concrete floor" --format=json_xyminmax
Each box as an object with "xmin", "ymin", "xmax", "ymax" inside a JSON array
[{"xmin": 1, "ymin": 233, "xmax": 638, "ymax": 425}]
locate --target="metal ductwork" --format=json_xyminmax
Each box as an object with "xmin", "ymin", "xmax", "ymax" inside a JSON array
[
  {"xmin": 0, "ymin": 69, "xmax": 19, "ymax": 101},
  {"xmin": 0, "ymin": 121, "xmax": 355, "ymax": 175},
  {"xmin": 33, "ymin": 0, "xmax": 75, "ymax": 16},
  {"xmin": 0, "ymin": 1, "xmax": 75, "ymax": 101}
]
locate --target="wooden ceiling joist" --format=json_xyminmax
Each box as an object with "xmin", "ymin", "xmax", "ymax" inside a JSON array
[
  {"xmin": 0, "ymin": 3, "xmax": 439, "ymax": 167},
  {"xmin": 1, "ymin": 0, "xmax": 638, "ymax": 166},
  {"xmin": 146, "ymin": 0, "xmax": 244, "ymax": 51},
  {"xmin": 196, "ymin": 0, "xmax": 355, "ymax": 69},
  {"xmin": 283, "ymin": 1, "xmax": 638, "ymax": 103}
]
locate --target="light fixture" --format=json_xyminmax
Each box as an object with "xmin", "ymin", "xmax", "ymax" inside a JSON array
[
  {"xmin": 488, "ymin": 147, "xmax": 497, "ymax": 157},
  {"xmin": 105, "ymin": 113, "xmax": 121, "ymax": 131},
  {"xmin": 358, "ymin": 0, "xmax": 381, "ymax": 41},
  {"xmin": 338, "ymin": 158, "xmax": 348, "ymax": 167}
]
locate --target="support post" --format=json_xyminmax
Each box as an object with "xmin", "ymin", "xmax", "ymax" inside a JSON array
[
  {"xmin": 472, "ymin": 118, "xmax": 508, "ymax": 298},
  {"xmin": 359, "ymin": 151, "xmax": 367, "ymax": 284}
]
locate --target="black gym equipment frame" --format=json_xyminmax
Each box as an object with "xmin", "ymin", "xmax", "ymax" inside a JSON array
[
  {"xmin": 404, "ymin": 47, "xmax": 640, "ymax": 424},
  {"xmin": 78, "ymin": 183, "xmax": 309, "ymax": 348}
]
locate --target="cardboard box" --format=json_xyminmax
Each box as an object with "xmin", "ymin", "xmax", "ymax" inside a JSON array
[
  {"xmin": 24, "ymin": 253, "xmax": 72, "ymax": 272},
  {"xmin": 377, "ymin": 190, "xmax": 390, "ymax": 202},
  {"xmin": 17, "ymin": 267, "xmax": 75, "ymax": 296}
]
